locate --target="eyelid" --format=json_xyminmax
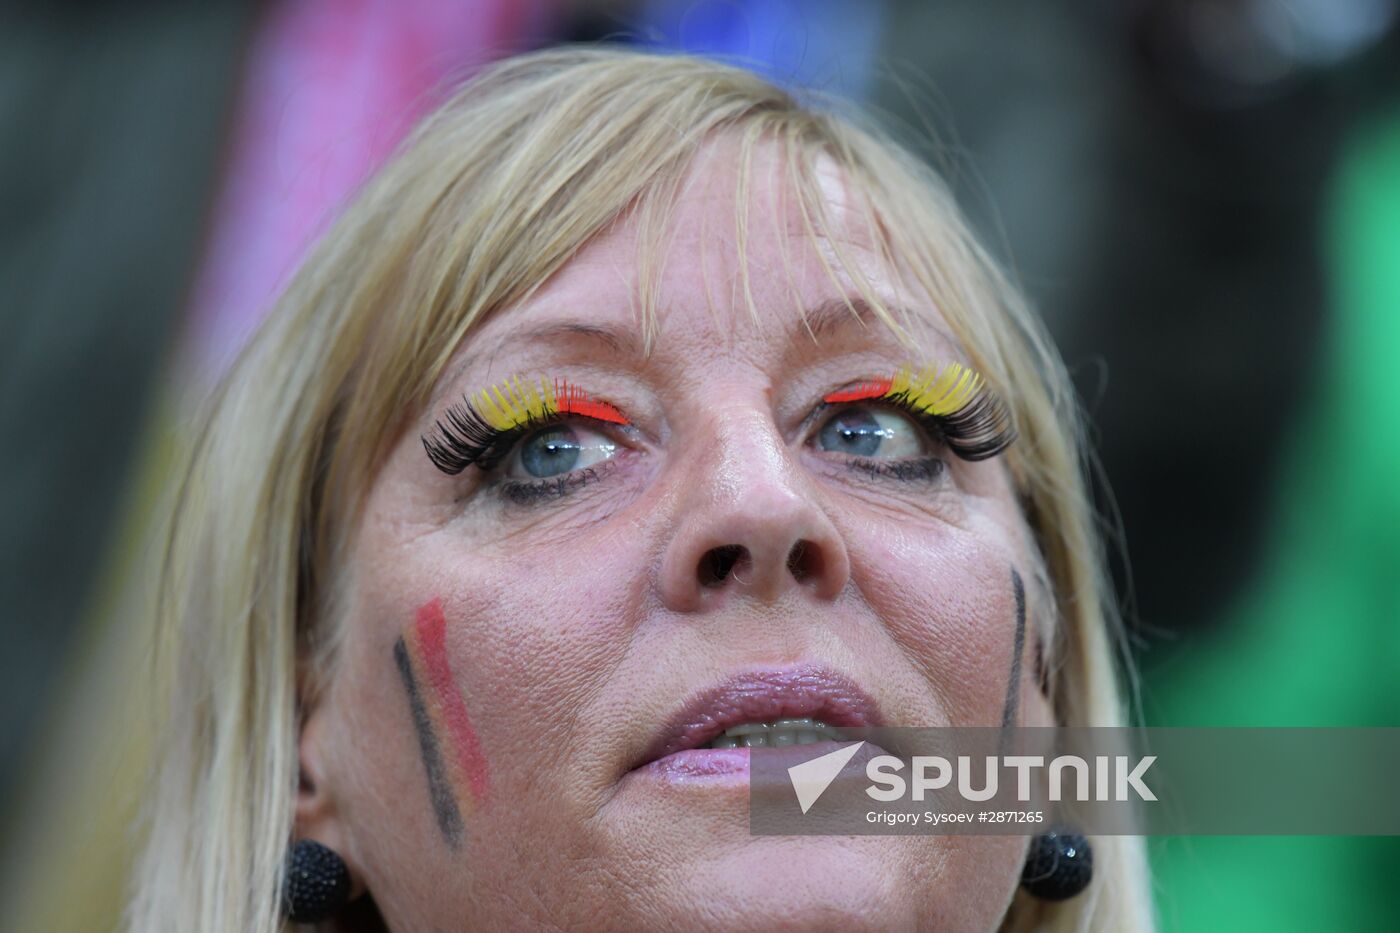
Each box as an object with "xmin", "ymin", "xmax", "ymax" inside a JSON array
[
  {"xmin": 422, "ymin": 375, "xmax": 631, "ymax": 476},
  {"xmin": 814, "ymin": 362, "xmax": 1017, "ymax": 462},
  {"xmin": 472, "ymin": 375, "xmax": 629, "ymax": 431},
  {"xmin": 822, "ymin": 363, "xmax": 982, "ymax": 414}
]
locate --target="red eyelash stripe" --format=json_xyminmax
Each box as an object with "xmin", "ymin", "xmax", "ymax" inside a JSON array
[
  {"xmin": 553, "ymin": 379, "xmax": 629, "ymax": 425},
  {"xmin": 823, "ymin": 379, "xmax": 894, "ymax": 404}
]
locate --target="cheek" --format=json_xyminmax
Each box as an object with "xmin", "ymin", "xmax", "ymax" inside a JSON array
[
  {"xmin": 390, "ymin": 599, "xmax": 490, "ymax": 846},
  {"xmin": 350, "ymin": 519, "xmax": 648, "ymax": 794},
  {"xmin": 840, "ymin": 511, "xmax": 1026, "ymax": 726},
  {"xmin": 328, "ymin": 523, "xmax": 652, "ymax": 921}
]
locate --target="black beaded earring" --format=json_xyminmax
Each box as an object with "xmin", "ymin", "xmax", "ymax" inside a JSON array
[
  {"xmin": 1020, "ymin": 829, "xmax": 1093, "ymax": 901},
  {"xmin": 283, "ymin": 839, "xmax": 351, "ymax": 922}
]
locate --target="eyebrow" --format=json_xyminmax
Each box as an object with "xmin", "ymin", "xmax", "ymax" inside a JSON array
[
  {"xmin": 429, "ymin": 322, "xmax": 639, "ymax": 410},
  {"xmin": 801, "ymin": 296, "xmax": 883, "ymax": 340},
  {"xmin": 430, "ymin": 296, "xmax": 943, "ymax": 410},
  {"xmin": 522, "ymin": 321, "xmax": 639, "ymax": 355}
]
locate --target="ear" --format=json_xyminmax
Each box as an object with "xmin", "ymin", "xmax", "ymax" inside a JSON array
[{"xmin": 294, "ymin": 696, "xmax": 367, "ymax": 899}]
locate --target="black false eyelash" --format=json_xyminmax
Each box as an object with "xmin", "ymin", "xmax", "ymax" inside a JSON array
[
  {"xmin": 425, "ymin": 376, "xmax": 1016, "ymax": 480},
  {"xmin": 886, "ymin": 386, "xmax": 1018, "ymax": 462},
  {"xmin": 421, "ymin": 400, "xmax": 544, "ymax": 476}
]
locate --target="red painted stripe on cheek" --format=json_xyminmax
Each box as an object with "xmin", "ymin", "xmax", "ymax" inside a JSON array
[{"xmin": 414, "ymin": 598, "xmax": 491, "ymax": 806}]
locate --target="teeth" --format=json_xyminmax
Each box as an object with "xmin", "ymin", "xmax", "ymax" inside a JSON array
[{"xmin": 702, "ymin": 717, "xmax": 844, "ymax": 749}]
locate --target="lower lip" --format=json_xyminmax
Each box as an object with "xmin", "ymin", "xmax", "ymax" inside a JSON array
[{"xmin": 632, "ymin": 741, "xmax": 852, "ymax": 785}]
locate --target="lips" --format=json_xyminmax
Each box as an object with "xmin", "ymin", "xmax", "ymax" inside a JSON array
[{"xmin": 631, "ymin": 665, "xmax": 884, "ymax": 775}]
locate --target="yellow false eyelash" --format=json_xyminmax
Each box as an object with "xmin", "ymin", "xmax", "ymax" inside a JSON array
[
  {"xmin": 889, "ymin": 363, "xmax": 984, "ymax": 414},
  {"xmin": 472, "ymin": 375, "xmax": 627, "ymax": 430},
  {"xmin": 824, "ymin": 362, "xmax": 984, "ymax": 413},
  {"xmin": 473, "ymin": 376, "xmax": 554, "ymax": 430}
]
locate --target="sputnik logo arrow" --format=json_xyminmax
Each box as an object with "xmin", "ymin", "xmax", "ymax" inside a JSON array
[{"xmin": 787, "ymin": 741, "xmax": 865, "ymax": 814}]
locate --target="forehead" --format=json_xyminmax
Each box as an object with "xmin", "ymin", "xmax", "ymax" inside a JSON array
[{"xmin": 434, "ymin": 135, "xmax": 962, "ymax": 394}]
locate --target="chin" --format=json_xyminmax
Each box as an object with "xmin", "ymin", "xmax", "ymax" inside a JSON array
[{"xmin": 605, "ymin": 835, "xmax": 1004, "ymax": 932}]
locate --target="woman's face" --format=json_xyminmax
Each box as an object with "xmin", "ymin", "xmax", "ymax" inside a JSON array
[{"xmin": 299, "ymin": 137, "xmax": 1053, "ymax": 931}]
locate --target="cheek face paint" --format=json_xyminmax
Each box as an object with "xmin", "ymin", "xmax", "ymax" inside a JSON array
[
  {"xmin": 394, "ymin": 598, "xmax": 490, "ymax": 847},
  {"xmin": 394, "ymin": 639, "xmax": 464, "ymax": 846},
  {"xmin": 1032, "ymin": 628, "xmax": 1050, "ymax": 698},
  {"xmin": 1000, "ymin": 568, "xmax": 1027, "ymax": 730}
]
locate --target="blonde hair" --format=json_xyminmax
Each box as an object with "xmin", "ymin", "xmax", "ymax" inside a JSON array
[{"xmin": 128, "ymin": 46, "xmax": 1153, "ymax": 931}]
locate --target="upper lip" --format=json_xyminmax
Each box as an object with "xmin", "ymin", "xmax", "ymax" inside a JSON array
[{"xmin": 632, "ymin": 665, "xmax": 884, "ymax": 769}]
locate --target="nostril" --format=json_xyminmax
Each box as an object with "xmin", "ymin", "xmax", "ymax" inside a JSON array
[
  {"xmin": 786, "ymin": 539, "xmax": 821, "ymax": 583},
  {"xmin": 698, "ymin": 545, "xmax": 749, "ymax": 588}
]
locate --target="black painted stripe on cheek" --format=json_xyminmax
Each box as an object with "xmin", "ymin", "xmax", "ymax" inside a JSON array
[
  {"xmin": 1032, "ymin": 628, "xmax": 1050, "ymax": 697},
  {"xmin": 1000, "ymin": 568, "xmax": 1026, "ymax": 730},
  {"xmin": 394, "ymin": 637, "xmax": 465, "ymax": 848}
]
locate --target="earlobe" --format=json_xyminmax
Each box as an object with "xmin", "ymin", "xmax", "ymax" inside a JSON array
[{"xmin": 293, "ymin": 700, "xmax": 366, "ymax": 902}]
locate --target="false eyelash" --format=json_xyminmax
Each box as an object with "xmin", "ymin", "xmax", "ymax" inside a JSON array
[
  {"xmin": 422, "ymin": 376, "xmax": 627, "ymax": 475},
  {"xmin": 421, "ymin": 400, "xmax": 530, "ymax": 475},
  {"xmin": 823, "ymin": 362, "xmax": 1017, "ymax": 461}
]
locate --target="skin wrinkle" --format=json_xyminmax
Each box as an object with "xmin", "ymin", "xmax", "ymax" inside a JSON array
[{"xmin": 304, "ymin": 135, "xmax": 1049, "ymax": 931}]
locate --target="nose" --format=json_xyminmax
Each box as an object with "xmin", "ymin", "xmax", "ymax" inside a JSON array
[{"xmin": 657, "ymin": 409, "xmax": 851, "ymax": 612}]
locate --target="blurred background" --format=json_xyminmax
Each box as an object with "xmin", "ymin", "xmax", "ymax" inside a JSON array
[{"xmin": 1, "ymin": 1, "xmax": 1397, "ymax": 930}]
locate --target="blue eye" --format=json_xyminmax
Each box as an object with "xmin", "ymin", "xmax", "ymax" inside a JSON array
[
  {"xmin": 814, "ymin": 406, "xmax": 926, "ymax": 459},
  {"xmin": 508, "ymin": 423, "xmax": 617, "ymax": 479}
]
